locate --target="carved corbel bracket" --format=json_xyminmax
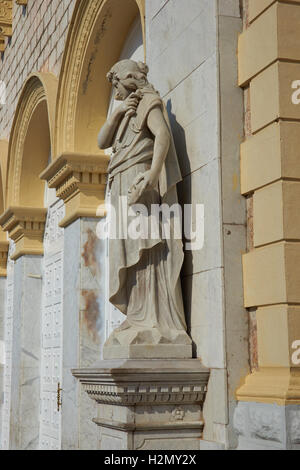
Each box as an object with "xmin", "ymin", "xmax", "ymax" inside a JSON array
[
  {"xmin": 40, "ymin": 152, "xmax": 110, "ymax": 228},
  {"xmin": 15, "ymin": 0, "xmax": 27, "ymax": 5},
  {"xmin": 0, "ymin": 206, "xmax": 47, "ymax": 260},
  {"xmin": 0, "ymin": 1, "xmax": 13, "ymax": 38}
]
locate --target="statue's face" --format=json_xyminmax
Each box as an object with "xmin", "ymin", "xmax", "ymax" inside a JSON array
[{"xmin": 112, "ymin": 72, "xmax": 138, "ymax": 101}]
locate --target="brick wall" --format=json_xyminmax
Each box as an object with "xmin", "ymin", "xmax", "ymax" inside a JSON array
[{"xmin": 0, "ymin": 0, "xmax": 76, "ymax": 140}]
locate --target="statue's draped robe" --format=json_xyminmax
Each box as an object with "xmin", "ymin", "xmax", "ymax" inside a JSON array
[{"xmin": 108, "ymin": 87, "xmax": 187, "ymax": 339}]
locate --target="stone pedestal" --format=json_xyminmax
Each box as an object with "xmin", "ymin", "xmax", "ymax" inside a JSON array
[
  {"xmin": 103, "ymin": 328, "xmax": 192, "ymax": 360},
  {"xmin": 73, "ymin": 359, "xmax": 209, "ymax": 450}
]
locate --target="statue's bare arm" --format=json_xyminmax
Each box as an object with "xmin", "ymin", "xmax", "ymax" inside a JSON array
[
  {"xmin": 147, "ymin": 106, "xmax": 171, "ymax": 182},
  {"xmin": 98, "ymin": 94, "xmax": 140, "ymax": 149}
]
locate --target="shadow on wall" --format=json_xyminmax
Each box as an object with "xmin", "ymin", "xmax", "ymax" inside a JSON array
[{"xmin": 166, "ymin": 99, "xmax": 197, "ymax": 356}]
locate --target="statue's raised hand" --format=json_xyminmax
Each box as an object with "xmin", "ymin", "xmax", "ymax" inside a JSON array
[{"xmin": 119, "ymin": 91, "xmax": 141, "ymax": 117}]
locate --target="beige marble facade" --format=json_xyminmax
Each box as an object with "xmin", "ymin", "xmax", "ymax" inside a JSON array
[{"xmin": 1, "ymin": 0, "xmax": 291, "ymax": 451}]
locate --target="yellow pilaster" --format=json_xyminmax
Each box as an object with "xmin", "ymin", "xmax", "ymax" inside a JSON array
[{"xmin": 238, "ymin": 0, "xmax": 300, "ymax": 405}]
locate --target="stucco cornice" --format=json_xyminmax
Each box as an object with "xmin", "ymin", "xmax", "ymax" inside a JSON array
[
  {"xmin": 40, "ymin": 152, "xmax": 109, "ymax": 228},
  {"xmin": 0, "ymin": 206, "xmax": 47, "ymax": 260}
]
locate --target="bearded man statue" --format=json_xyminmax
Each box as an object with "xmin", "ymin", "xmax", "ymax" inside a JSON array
[{"xmin": 98, "ymin": 59, "xmax": 192, "ymax": 359}]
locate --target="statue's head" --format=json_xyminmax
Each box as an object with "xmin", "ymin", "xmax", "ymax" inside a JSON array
[{"xmin": 107, "ymin": 60, "xmax": 149, "ymax": 100}]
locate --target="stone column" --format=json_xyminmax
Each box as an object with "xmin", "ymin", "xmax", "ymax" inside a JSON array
[
  {"xmin": 60, "ymin": 217, "xmax": 106, "ymax": 450},
  {"xmin": 41, "ymin": 152, "xmax": 108, "ymax": 450},
  {"xmin": 0, "ymin": 240, "xmax": 8, "ymax": 448},
  {"xmin": 235, "ymin": 0, "xmax": 300, "ymax": 449},
  {"xmin": 0, "ymin": 208, "xmax": 46, "ymax": 450},
  {"xmin": 9, "ymin": 254, "xmax": 43, "ymax": 450}
]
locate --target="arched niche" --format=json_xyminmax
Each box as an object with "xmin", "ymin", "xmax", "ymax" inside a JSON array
[
  {"xmin": 0, "ymin": 73, "xmax": 58, "ymax": 260},
  {"xmin": 41, "ymin": 0, "xmax": 145, "ymax": 228},
  {"xmin": 54, "ymin": 0, "xmax": 145, "ymax": 156},
  {"xmin": 6, "ymin": 73, "xmax": 57, "ymax": 208}
]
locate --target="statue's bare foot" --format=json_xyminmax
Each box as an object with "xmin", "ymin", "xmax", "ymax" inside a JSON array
[{"xmin": 115, "ymin": 320, "xmax": 131, "ymax": 332}]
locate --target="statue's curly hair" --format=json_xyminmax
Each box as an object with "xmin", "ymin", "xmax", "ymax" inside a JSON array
[{"xmin": 107, "ymin": 60, "xmax": 149, "ymax": 85}]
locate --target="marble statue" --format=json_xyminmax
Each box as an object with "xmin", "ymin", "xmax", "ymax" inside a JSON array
[{"xmin": 98, "ymin": 60, "xmax": 192, "ymax": 358}]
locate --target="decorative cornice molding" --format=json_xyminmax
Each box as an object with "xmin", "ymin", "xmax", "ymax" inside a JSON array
[
  {"xmin": 40, "ymin": 152, "xmax": 109, "ymax": 228},
  {"xmin": 81, "ymin": 382, "xmax": 207, "ymax": 406},
  {"xmin": 0, "ymin": 206, "xmax": 47, "ymax": 260},
  {"xmin": 72, "ymin": 359, "xmax": 210, "ymax": 407}
]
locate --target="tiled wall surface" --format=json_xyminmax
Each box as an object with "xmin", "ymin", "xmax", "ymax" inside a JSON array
[{"xmin": 0, "ymin": 0, "xmax": 76, "ymax": 139}]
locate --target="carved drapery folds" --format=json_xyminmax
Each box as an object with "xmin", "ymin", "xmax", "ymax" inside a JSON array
[
  {"xmin": 40, "ymin": 152, "xmax": 109, "ymax": 228},
  {"xmin": 0, "ymin": 207, "xmax": 47, "ymax": 260}
]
